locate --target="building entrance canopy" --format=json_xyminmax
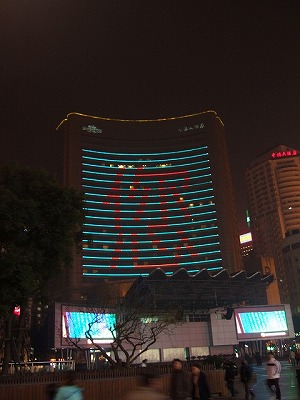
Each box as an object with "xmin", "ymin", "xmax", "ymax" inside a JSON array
[{"xmin": 126, "ymin": 268, "xmax": 274, "ymax": 311}]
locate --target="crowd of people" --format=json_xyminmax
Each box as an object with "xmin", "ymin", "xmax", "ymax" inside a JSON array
[{"xmin": 47, "ymin": 351, "xmax": 299, "ymax": 400}]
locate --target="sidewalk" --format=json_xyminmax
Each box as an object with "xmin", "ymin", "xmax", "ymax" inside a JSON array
[{"xmin": 211, "ymin": 361, "xmax": 300, "ymax": 400}]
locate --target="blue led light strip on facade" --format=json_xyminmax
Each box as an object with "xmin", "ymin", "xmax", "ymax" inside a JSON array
[
  {"xmin": 83, "ymin": 227, "xmax": 218, "ymax": 237},
  {"xmin": 83, "ymin": 235, "xmax": 219, "ymax": 244},
  {"xmin": 84, "ymin": 196, "xmax": 215, "ymax": 207},
  {"xmin": 82, "ymin": 166, "xmax": 211, "ymax": 178},
  {"xmin": 85, "ymin": 210, "xmax": 216, "ymax": 221},
  {"xmin": 81, "ymin": 145, "xmax": 221, "ymax": 277},
  {"xmin": 84, "ymin": 242, "xmax": 220, "ymax": 251},
  {"xmin": 82, "ymin": 157, "xmax": 209, "ymax": 168},
  {"xmin": 82, "ymin": 146, "xmax": 208, "ymax": 157}
]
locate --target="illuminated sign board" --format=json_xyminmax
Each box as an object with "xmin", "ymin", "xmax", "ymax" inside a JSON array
[
  {"xmin": 82, "ymin": 125, "xmax": 102, "ymax": 134},
  {"xmin": 235, "ymin": 305, "xmax": 290, "ymax": 340},
  {"xmin": 14, "ymin": 306, "xmax": 21, "ymax": 316},
  {"xmin": 55, "ymin": 304, "xmax": 116, "ymax": 348},
  {"xmin": 178, "ymin": 123, "xmax": 204, "ymax": 133},
  {"xmin": 271, "ymin": 150, "xmax": 297, "ymax": 159},
  {"xmin": 239, "ymin": 232, "xmax": 252, "ymax": 244}
]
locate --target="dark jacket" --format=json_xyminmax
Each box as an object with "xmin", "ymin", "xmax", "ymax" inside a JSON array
[
  {"xmin": 191, "ymin": 371, "xmax": 211, "ymax": 400},
  {"xmin": 170, "ymin": 370, "xmax": 191, "ymax": 400},
  {"xmin": 223, "ymin": 361, "xmax": 238, "ymax": 381},
  {"xmin": 240, "ymin": 362, "xmax": 252, "ymax": 383}
]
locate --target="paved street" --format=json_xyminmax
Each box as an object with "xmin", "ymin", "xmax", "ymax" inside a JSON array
[{"xmin": 212, "ymin": 361, "xmax": 300, "ymax": 400}]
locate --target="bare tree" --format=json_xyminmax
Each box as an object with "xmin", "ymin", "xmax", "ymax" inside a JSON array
[{"xmin": 62, "ymin": 292, "xmax": 182, "ymax": 368}]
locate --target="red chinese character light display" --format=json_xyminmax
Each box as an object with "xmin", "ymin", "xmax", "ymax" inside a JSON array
[{"xmin": 271, "ymin": 150, "xmax": 297, "ymax": 159}]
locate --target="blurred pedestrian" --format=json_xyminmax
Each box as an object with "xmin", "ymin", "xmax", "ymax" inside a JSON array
[
  {"xmin": 190, "ymin": 363, "xmax": 211, "ymax": 400},
  {"xmin": 170, "ymin": 359, "xmax": 191, "ymax": 400},
  {"xmin": 296, "ymin": 367, "xmax": 300, "ymax": 388},
  {"xmin": 223, "ymin": 359, "xmax": 238, "ymax": 398},
  {"xmin": 53, "ymin": 370, "xmax": 83, "ymax": 400},
  {"xmin": 240, "ymin": 358, "xmax": 254, "ymax": 399},
  {"xmin": 289, "ymin": 349, "xmax": 296, "ymax": 367},
  {"xmin": 266, "ymin": 352, "xmax": 281, "ymax": 400},
  {"xmin": 254, "ymin": 352, "xmax": 262, "ymax": 366},
  {"xmin": 142, "ymin": 359, "xmax": 148, "ymax": 367},
  {"xmin": 125, "ymin": 372, "xmax": 169, "ymax": 400},
  {"xmin": 46, "ymin": 383, "xmax": 57, "ymax": 400},
  {"xmin": 295, "ymin": 350, "xmax": 300, "ymax": 366}
]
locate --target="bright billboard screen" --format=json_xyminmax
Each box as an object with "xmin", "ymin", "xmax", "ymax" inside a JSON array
[
  {"xmin": 60, "ymin": 305, "xmax": 116, "ymax": 346},
  {"xmin": 235, "ymin": 305, "xmax": 289, "ymax": 340}
]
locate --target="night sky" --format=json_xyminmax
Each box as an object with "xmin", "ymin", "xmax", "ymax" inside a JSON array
[{"xmin": 1, "ymin": 1, "xmax": 300, "ymax": 231}]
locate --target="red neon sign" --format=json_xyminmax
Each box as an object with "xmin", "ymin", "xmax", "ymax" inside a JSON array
[
  {"xmin": 14, "ymin": 306, "xmax": 21, "ymax": 316},
  {"xmin": 271, "ymin": 150, "xmax": 297, "ymax": 159}
]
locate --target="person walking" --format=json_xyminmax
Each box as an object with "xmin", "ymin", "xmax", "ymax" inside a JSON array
[
  {"xmin": 190, "ymin": 363, "xmax": 211, "ymax": 400},
  {"xmin": 266, "ymin": 352, "xmax": 281, "ymax": 400},
  {"xmin": 125, "ymin": 372, "xmax": 169, "ymax": 400},
  {"xmin": 240, "ymin": 358, "xmax": 254, "ymax": 399},
  {"xmin": 296, "ymin": 367, "xmax": 300, "ymax": 388},
  {"xmin": 46, "ymin": 383, "xmax": 58, "ymax": 400},
  {"xmin": 170, "ymin": 359, "xmax": 191, "ymax": 400},
  {"xmin": 223, "ymin": 359, "xmax": 238, "ymax": 398},
  {"xmin": 289, "ymin": 349, "xmax": 296, "ymax": 367},
  {"xmin": 141, "ymin": 359, "xmax": 148, "ymax": 367},
  {"xmin": 53, "ymin": 371, "xmax": 83, "ymax": 400},
  {"xmin": 295, "ymin": 350, "xmax": 300, "ymax": 366},
  {"xmin": 254, "ymin": 351, "xmax": 262, "ymax": 366}
]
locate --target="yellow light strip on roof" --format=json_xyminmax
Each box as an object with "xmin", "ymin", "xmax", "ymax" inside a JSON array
[{"xmin": 56, "ymin": 110, "xmax": 224, "ymax": 130}]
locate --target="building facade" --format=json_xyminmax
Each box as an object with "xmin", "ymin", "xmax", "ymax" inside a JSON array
[
  {"xmin": 57, "ymin": 111, "xmax": 242, "ymax": 300},
  {"xmin": 246, "ymin": 145, "xmax": 300, "ymax": 311},
  {"xmin": 53, "ymin": 302, "xmax": 294, "ymax": 363},
  {"xmin": 281, "ymin": 233, "xmax": 300, "ymax": 315}
]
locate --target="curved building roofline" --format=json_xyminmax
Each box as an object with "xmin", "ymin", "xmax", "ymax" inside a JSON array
[
  {"xmin": 56, "ymin": 110, "xmax": 223, "ymax": 130},
  {"xmin": 125, "ymin": 268, "xmax": 274, "ymax": 309}
]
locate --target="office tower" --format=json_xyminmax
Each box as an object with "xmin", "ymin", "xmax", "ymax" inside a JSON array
[
  {"xmin": 57, "ymin": 111, "xmax": 242, "ymax": 299},
  {"xmin": 246, "ymin": 145, "xmax": 300, "ymax": 309}
]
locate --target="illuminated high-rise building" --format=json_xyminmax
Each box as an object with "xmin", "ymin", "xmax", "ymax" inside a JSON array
[
  {"xmin": 57, "ymin": 111, "xmax": 242, "ymax": 300},
  {"xmin": 246, "ymin": 145, "xmax": 300, "ymax": 310}
]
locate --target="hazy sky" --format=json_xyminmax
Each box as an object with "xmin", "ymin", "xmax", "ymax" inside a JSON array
[{"xmin": 1, "ymin": 0, "xmax": 299, "ymax": 231}]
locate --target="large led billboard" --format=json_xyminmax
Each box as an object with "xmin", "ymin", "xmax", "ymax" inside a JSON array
[
  {"xmin": 234, "ymin": 305, "xmax": 292, "ymax": 341},
  {"xmin": 63, "ymin": 310, "xmax": 115, "ymax": 341},
  {"xmin": 55, "ymin": 304, "xmax": 116, "ymax": 347}
]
